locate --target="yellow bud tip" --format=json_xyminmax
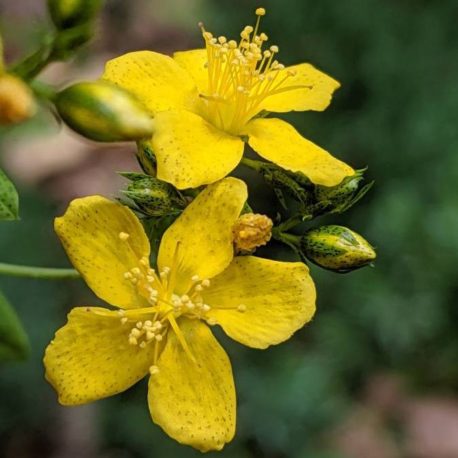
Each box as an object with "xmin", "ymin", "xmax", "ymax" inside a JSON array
[
  {"xmin": 0, "ymin": 74, "xmax": 36, "ymax": 125},
  {"xmin": 255, "ymin": 7, "xmax": 266, "ymax": 16}
]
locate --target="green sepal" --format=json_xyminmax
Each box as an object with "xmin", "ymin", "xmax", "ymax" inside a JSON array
[{"xmin": 120, "ymin": 172, "xmax": 187, "ymax": 217}]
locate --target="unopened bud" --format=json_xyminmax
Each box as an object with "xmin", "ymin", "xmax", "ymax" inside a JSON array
[
  {"xmin": 301, "ymin": 225, "xmax": 376, "ymax": 272},
  {"xmin": 232, "ymin": 213, "xmax": 273, "ymax": 253},
  {"xmin": 121, "ymin": 173, "xmax": 187, "ymax": 217},
  {"xmin": 48, "ymin": 0, "xmax": 103, "ymax": 29},
  {"xmin": 313, "ymin": 170, "xmax": 373, "ymax": 216},
  {"xmin": 0, "ymin": 74, "xmax": 36, "ymax": 125},
  {"xmin": 55, "ymin": 81, "xmax": 153, "ymax": 142}
]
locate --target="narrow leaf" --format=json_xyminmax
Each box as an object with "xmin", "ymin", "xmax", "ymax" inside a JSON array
[
  {"xmin": 0, "ymin": 168, "xmax": 19, "ymax": 221},
  {"xmin": 0, "ymin": 289, "xmax": 30, "ymax": 362}
]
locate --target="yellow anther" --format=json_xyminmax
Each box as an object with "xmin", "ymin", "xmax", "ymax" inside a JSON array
[
  {"xmin": 120, "ymin": 317, "xmax": 128, "ymax": 325},
  {"xmin": 146, "ymin": 275, "xmax": 155, "ymax": 283},
  {"xmin": 139, "ymin": 341, "xmax": 146, "ymax": 348},
  {"xmin": 155, "ymin": 334, "xmax": 163, "ymax": 342},
  {"xmin": 149, "ymin": 365, "xmax": 160, "ymax": 375},
  {"xmin": 270, "ymin": 45, "xmax": 279, "ymax": 53},
  {"xmin": 238, "ymin": 304, "xmax": 247, "ymax": 312},
  {"xmin": 255, "ymin": 7, "xmax": 266, "ymax": 16},
  {"xmin": 129, "ymin": 336, "xmax": 138, "ymax": 346},
  {"xmin": 218, "ymin": 36, "xmax": 227, "ymax": 44},
  {"xmin": 136, "ymin": 321, "xmax": 143, "ymax": 329},
  {"xmin": 260, "ymin": 32, "xmax": 268, "ymax": 41},
  {"xmin": 202, "ymin": 304, "xmax": 211, "ymax": 312},
  {"xmin": 191, "ymin": 274, "xmax": 200, "ymax": 282},
  {"xmin": 118, "ymin": 309, "xmax": 126, "ymax": 316},
  {"xmin": 144, "ymin": 320, "xmax": 152, "ymax": 327},
  {"xmin": 146, "ymin": 331, "xmax": 155, "ymax": 341},
  {"xmin": 244, "ymin": 25, "xmax": 254, "ymax": 33},
  {"xmin": 123, "ymin": 272, "xmax": 132, "ymax": 279},
  {"xmin": 131, "ymin": 267, "xmax": 141, "ymax": 276},
  {"xmin": 140, "ymin": 257, "xmax": 149, "ymax": 266},
  {"xmin": 131, "ymin": 328, "xmax": 141, "ymax": 337},
  {"xmin": 207, "ymin": 317, "xmax": 217, "ymax": 326},
  {"xmin": 201, "ymin": 279, "xmax": 211, "ymax": 288},
  {"xmin": 119, "ymin": 232, "xmax": 130, "ymax": 241}
]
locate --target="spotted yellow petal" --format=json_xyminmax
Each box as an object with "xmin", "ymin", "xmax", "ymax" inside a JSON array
[
  {"xmin": 148, "ymin": 318, "xmax": 235, "ymax": 452},
  {"xmin": 173, "ymin": 49, "xmax": 208, "ymax": 94},
  {"xmin": 102, "ymin": 51, "xmax": 199, "ymax": 113},
  {"xmin": 245, "ymin": 118, "xmax": 354, "ymax": 186},
  {"xmin": 149, "ymin": 110, "xmax": 244, "ymax": 189},
  {"xmin": 202, "ymin": 256, "xmax": 316, "ymax": 349},
  {"xmin": 158, "ymin": 178, "xmax": 247, "ymax": 295},
  {"xmin": 55, "ymin": 196, "xmax": 150, "ymax": 309},
  {"xmin": 259, "ymin": 63, "xmax": 340, "ymax": 113},
  {"xmin": 44, "ymin": 307, "xmax": 155, "ymax": 405}
]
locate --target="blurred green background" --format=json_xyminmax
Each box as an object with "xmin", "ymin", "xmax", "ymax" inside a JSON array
[{"xmin": 1, "ymin": 0, "xmax": 458, "ymax": 457}]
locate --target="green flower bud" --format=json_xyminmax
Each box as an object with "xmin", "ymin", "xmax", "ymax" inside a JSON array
[
  {"xmin": 121, "ymin": 173, "xmax": 187, "ymax": 217},
  {"xmin": 55, "ymin": 81, "xmax": 153, "ymax": 142},
  {"xmin": 301, "ymin": 225, "xmax": 376, "ymax": 272},
  {"xmin": 312, "ymin": 169, "xmax": 373, "ymax": 216},
  {"xmin": 48, "ymin": 0, "xmax": 103, "ymax": 29}
]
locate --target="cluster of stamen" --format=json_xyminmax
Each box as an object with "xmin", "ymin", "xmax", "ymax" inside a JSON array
[
  {"xmin": 170, "ymin": 274, "xmax": 212, "ymax": 317},
  {"xmin": 117, "ymin": 232, "xmax": 249, "ymax": 375},
  {"xmin": 127, "ymin": 319, "xmax": 164, "ymax": 347},
  {"xmin": 200, "ymin": 7, "xmax": 297, "ymax": 133}
]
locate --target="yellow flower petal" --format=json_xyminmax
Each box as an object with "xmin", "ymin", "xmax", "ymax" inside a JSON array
[
  {"xmin": 44, "ymin": 307, "xmax": 155, "ymax": 405},
  {"xmin": 149, "ymin": 110, "xmax": 244, "ymax": 189},
  {"xmin": 55, "ymin": 196, "xmax": 150, "ymax": 309},
  {"xmin": 148, "ymin": 318, "xmax": 235, "ymax": 452},
  {"xmin": 173, "ymin": 49, "xmax": 208, "ymax": 94},
  {"xmin": 202, "ymin": 256, "xmax": 316, "ymax": 349},
  {"xmin": 245, "ymin": 118, "xmax": 354, "ymax": 186},
  {"xmin": 102, "ymin": 51, "xmax": 199, "ymax": 113},
  {"xmin": 260, "ymin": 63, "xmax": 340, "ymax": 113},
  {"xmin": 158, "ymin": 178, "xmax": 247, "ymax": 294}
]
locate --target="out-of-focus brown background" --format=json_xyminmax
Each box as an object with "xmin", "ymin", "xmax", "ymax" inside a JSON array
[{"xmin": 1, "ymin": 0, "xmax": 458, "ymax": 457}]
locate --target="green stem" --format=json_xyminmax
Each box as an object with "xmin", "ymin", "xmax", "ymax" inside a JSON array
[
  {"xmin": 240, "ymin": 157, "xmax": 264, "ymax": 172},
  {"xmin": 275, "ymin": 214, "xmax": 306, "ymax": 232},
  {"xmin": 272, "ymin": 230, "xmax": 301, "ymax": 247},
  {"xmin": 0, "ymin": 263, "xmax": 80, "ymax": 280}
]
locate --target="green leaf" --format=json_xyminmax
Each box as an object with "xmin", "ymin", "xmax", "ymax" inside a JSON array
[
  {"xmin": 0, "ymin": 289, "xmax": 30, "ymax": 362},
  {"xmin": 0, "ymin": 168, "xmax": 19, "ymax": 221}
]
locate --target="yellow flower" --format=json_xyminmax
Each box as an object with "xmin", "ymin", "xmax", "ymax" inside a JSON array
[
  {"xmin": 44, "ymin": 178, "xmax": 316, "ymax": 451},
  {"xmin": 101, "ymin": 8, "xmax": 354, "ymax": 190}
]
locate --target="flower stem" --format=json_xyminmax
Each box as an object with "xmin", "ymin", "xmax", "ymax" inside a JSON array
[
  {"xmin": 0, "ymin": 263, "xmax": 80, "ymax": 280},
  {"xmin": 240, "ymin": 157, "xmax": 264, "ymax": 172}
]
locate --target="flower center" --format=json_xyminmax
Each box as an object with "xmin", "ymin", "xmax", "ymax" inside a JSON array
[
  {"xmin": 199, "ymin": 7, "xmax": 297, "ymax": 135},
  {"xmin": 117, "ymin": 233, "xmax": 214, "ymax": 372}
]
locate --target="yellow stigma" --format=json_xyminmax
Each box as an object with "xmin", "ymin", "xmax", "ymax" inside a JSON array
[{"xmin": 200, "ymin": 7, "xmax": 296, "ymax": 134}]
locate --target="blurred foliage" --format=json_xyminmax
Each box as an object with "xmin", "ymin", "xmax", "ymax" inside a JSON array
[{"xmin": 1, "ymin": 0, "xmax": 458, "ymax": 456}]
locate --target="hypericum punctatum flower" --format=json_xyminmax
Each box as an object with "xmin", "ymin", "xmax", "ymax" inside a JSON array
[
  {"xmin": 101, "ymin": 7, "xmax": 354, "ymax": 190},
  {"xmin": 44, "ymin": 178, "xmax": 316, "ymax": 451}
]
